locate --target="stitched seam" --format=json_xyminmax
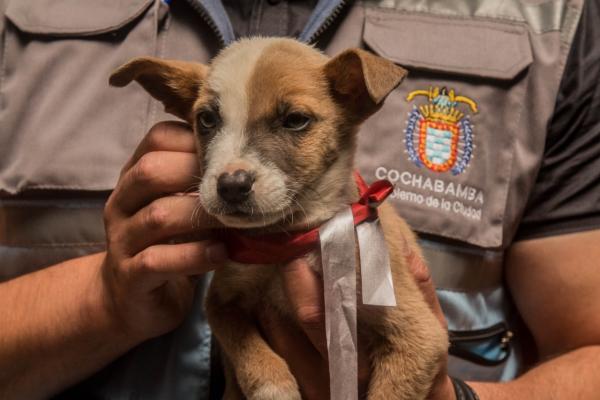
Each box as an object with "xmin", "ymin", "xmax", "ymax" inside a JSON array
[
  {"xmin": 367, "ymin": 13, "xmax": 527, "ymax": 34},
  {"xmin": 367, "ymin": 39, "xmax": 525, "ymax": 77},
  {"xmin": 363, "ymin": 5, "xmax": 528, "ymax": 26},
  {"xmin": 415, "ymin": 227, "xmax": 501, "ymax": 249},
  {"xmin": 513, "ymin": 2, "xmax": 584, "ymax": 244},
  {"xmin": 496, "ymin": 82, "xmax": 527, "ymax": 248},
  {"xmin": 371, "ymin": 39, "xmax": 526, "ymax": 76},
  {"xmin": 7, "ymin": 0, "xmax": 154, "ymax": 36},
  {"xmin": 560, "ymin": 4, "xmax": 581, "ymax": 45},
  {"xmin": 365, "ymin": 17, "xmax": 530, "ymax": 76}
]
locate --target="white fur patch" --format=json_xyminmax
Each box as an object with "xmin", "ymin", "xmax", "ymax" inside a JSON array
[
  {"xmin": 199, "ymin": 38, "xmax": 295, "ymax": 227},
  {"xmin": 251, "ymin": 383, "xmax": 301, "ymax": 400}
]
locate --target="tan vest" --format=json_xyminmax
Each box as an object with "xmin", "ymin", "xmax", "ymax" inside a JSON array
[{"xmin": 0, "ymin": 0, "xmax": 583, "ymax": 394}]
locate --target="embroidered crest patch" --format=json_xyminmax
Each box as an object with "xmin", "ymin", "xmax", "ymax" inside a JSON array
[{"xmin": 404, "ymin": 86, "xmax": 478, "ymax": 175}]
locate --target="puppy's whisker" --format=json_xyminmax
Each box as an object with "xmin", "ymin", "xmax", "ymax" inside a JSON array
[
  {"xmin": 181, "ymin": 176, "xmax": 203, "ymax": 195},
  {"xmin": 183, "ymin": 184, "xmax": 200, "ymax": 195},
  {"xmin": 255, "ymin": 202, "xmax": 267, "ymax": 227},
  {"xmin": 191, "ymin": 201, "xmax": 203, "ymax": 230},
  {"xmin": 285, "ymin": 190, "xmax": 309, "ymax": 223}
]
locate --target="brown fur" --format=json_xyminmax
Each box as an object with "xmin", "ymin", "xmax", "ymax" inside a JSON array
[
  {"xmin": 111, "ymin": 38, "xmax": 447, "ymax": 400},
  {"xmin": 244, "ymin": 42, "xmax": 348, "ymax": 216},
  {"xmin": 110, "ymin": 57, "xmax": 208, "ymax": 121}
]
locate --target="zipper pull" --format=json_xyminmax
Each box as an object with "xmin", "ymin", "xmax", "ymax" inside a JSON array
[{"xmin": 500, "ymin": 330, "xmax": 514, "ymax": 349}]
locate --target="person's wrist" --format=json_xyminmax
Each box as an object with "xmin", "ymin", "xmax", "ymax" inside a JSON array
[
  {"xmin": 427, "ymin": 375, "xmax": 457, "ymax": 400},
  {"xmin": 450, "ymin": 377, "xmax": 480, "ymax": 400},
  {"xmin": 89, "ymin": 253, "xmax": 143, "ymax": 348}
]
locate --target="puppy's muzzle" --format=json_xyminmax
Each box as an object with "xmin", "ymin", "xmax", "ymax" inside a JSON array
[{"xmin": 217, "ymin": 169, "xmax": 255, "ymax": 204}]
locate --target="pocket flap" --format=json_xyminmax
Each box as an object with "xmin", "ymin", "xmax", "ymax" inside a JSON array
[
  {"xmin": 363, "ymin": 9, "xmax": 533, "ymax": 80},
  {"xmin": 5, "ymin": 0, "xmax": 154, "ymax": 36}
]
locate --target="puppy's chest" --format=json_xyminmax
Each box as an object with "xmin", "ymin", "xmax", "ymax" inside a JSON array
[{"xmin": 219, "ymin": 251, "xmax": 322, "ymax": 316}]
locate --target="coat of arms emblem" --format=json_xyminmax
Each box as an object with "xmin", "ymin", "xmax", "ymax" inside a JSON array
[{"xmin": 404, "ymin": 86, "xmax": 478, "ymax": 175}]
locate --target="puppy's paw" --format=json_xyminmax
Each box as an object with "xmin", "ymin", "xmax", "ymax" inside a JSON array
[{"xmin": 250, "ymin": 382, "xmax": 301, "ymax": 400}]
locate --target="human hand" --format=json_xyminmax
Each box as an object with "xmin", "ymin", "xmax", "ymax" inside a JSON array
[
  {"xmin": 260, "ymin": 254, "xmax": 455, "ymax": 400},
  {"xmin": 101, "ymin": 121, "xmax": 225, "ymax": 342}
]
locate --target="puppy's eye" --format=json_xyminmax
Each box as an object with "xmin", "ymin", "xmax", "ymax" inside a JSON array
[
  {"xmin": 282, "ymin": 112, "xmax": 311, "ymax": 131},
  {"xmin": 197, "ymin": 110, "xmax": 220, "ymax": 130}
]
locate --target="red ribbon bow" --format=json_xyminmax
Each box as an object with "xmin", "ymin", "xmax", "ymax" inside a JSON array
[{"xmin": 218, "ymin": 173, "xmax": 393, "ymax": 265}]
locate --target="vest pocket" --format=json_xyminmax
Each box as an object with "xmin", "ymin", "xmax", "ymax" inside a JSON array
[
  {"xmin": 357, "ymin": 7, "xmax": 533, "ymax": 248},
  {"xmin": 437, "ymin": 286, "xmax": 520, "ymax": 381},
  {"xmin": 5, "ymin": 0, "xmax": 154, "ymax": 36},
  {"xmin": 0, "ymin": 0, "xmax": 162, "ymax": 194},
  {"xmin": 449, "ymin": 322, "xmax": 512, "ymax": 367}
]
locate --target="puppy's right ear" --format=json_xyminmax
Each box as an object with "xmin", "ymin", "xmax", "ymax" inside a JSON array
[
  {"xmin": 324, "ymin": 49, "xmax": 407, "ymax": 123},
  {"xmin": 110, "ymin": 57, "xmax": 208, "ymax": 122}
]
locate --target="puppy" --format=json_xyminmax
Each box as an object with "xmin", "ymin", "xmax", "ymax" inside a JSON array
[{"xmin": 110, "ymin": 37, "xmax": 447, "ymax": 400}]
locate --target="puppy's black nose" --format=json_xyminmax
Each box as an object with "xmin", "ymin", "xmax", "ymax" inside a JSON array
[{"xmin": 217, "ymin": 170, "xmax": 255, "ymax": 204}]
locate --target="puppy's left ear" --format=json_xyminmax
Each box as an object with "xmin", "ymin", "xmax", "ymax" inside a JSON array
[
  {"xmin": 110, "ymin": 56, "xmax": 208, "ymax": 122},
  {"xmin": 324, "ymin": 48, "xmax": 407, "ymax": 122}
]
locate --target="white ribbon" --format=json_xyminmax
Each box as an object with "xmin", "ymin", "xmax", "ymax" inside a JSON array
[
  {"xmin": 357, "ymin": 218, "xmax": 397, "ymax": 307},
  {"xmin": 319, "ymin": 206, "xmax": 358, "ymax": 400},
  {"xmin": 319, "ymin": 205, "xmax": 396, "ymax": 400}
]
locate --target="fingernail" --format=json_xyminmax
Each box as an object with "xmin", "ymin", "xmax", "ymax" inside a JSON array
[{"xmin": 206, "ymin": 242, "xmax": 227, "ymax": 264}]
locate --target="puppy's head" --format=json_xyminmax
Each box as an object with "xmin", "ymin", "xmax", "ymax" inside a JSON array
[{"xmin": 110, "ymin": 38, "xmax": 406, "ymax": 228}]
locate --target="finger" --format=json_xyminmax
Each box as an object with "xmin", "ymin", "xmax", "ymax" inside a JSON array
[
  {"xmin": 123, "ymin": 195, "xmax": 222, "ymax": 254},
  {"xmin": 259, "ymin": 311, "xmax": 330, "ymax": 400},
  {"xmin": 280, "ymin": 258, "xmax": 328, "ymax": 358},
  {"xmin": 112, "ymin": 151, "xmax": 201, "ymax": 214},
  {"xmin": 130, "ymin": 241, "xmax": 227, "ymax": 290},
  {"xmin": 407, "ymin": 251, "xmax": 447, "ymax": 327},
  {"xmin": 121, "ymin": 121, "xmax": 197, "ymax": 175}
]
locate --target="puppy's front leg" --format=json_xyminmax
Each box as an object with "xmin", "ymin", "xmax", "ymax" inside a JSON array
[
  {"xmin": 362, "ymin": 305, "xmax": 447, "ymax": 400},
  {"xmin": 206, "ymin": 289, "xmax": 301, "ymax": 400}
]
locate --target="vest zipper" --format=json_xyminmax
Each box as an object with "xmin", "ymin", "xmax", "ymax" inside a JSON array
[
  {"xmin": 448, "ymin": 322, "xmax": 513, "ymax": 366},
  {"xmin": 306, "ymin": 0, "xmax": 346, "ymax": 44},
  {"xmin": 185, "ymin": 0, "xmax": 226, "ymax": 45},
  {"xmin": 449, "ymin": 322, "xmax": 510, "ymax": 342}
]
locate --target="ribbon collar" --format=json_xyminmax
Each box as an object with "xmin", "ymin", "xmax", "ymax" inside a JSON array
[{"xmin": 219, "ymin": 173, "xmax": 393, "ymax": 265}]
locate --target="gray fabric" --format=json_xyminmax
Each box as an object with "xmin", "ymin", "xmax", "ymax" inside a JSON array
[
  {"xmin": 324, "ymin": 1, "xmax": 585, "ymax": 248},
  {"xmin": 0, "ymin": 0, "xmax": 165, "ymax": 194},
  {"xmin": 516, "ymin": 0, "xmax": 600, "ymax": 241},
  {"xmin": 368, "ymin": 0, "xmax": 578, "ymax": 35},
  {"xmin": 0, "ymin": 0, "xmax": 6, "ymax": 43},
  {"xmin": 438, "ymin": 287, "xmax": 521, "ymax": 381},
  {"xmin": 420, "ymin": 240, "xmax": 503, "ymax": 291},
  {"xmin": 222, "ymin": 0, "xmax": 319, "ymax": 39},
  {"xmin": 186, "ymin": 0, "xmax": 235, "ymax": 44},
  {"xmin": 438, "ymin": 287, "xmax": 506, "ymax": 332},
  {"xmin": 0, "ymin": 199, "xmax": 105, "ymax": 247},
  {"xmin": 350, "ymin": 5, "xmax": 533, "ymax": 248},
  {"xmin": 0, "ymin": 198, "xmax": 106, "ymax": 280},
  {"xmin": 362, "ymin": 11, "xmax": 533, "ymax": 80},
  {"xmin": 5, "ymin": 0, "xmax": 153, "ymax": 35},
  {"xmin": 449, "ymin": 351, "xmax": 521, "ymax": 382},
  {"xmin": 66, "ymin": 277, "xmax": 214, "ymax": 400},
  {"xmin": 298, "ymin": 0, "xmax": 347, "ymax": 42}
]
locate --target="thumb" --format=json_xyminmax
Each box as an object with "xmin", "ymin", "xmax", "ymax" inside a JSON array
[{"xmin": 280, "ymin": 258, "xmax": 328, "ymax": 358}]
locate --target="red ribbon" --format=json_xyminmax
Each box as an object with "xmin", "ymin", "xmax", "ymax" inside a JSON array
[{"xmin": 218, "ymin": 173, "xmax": 393, "ymax": 265}]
